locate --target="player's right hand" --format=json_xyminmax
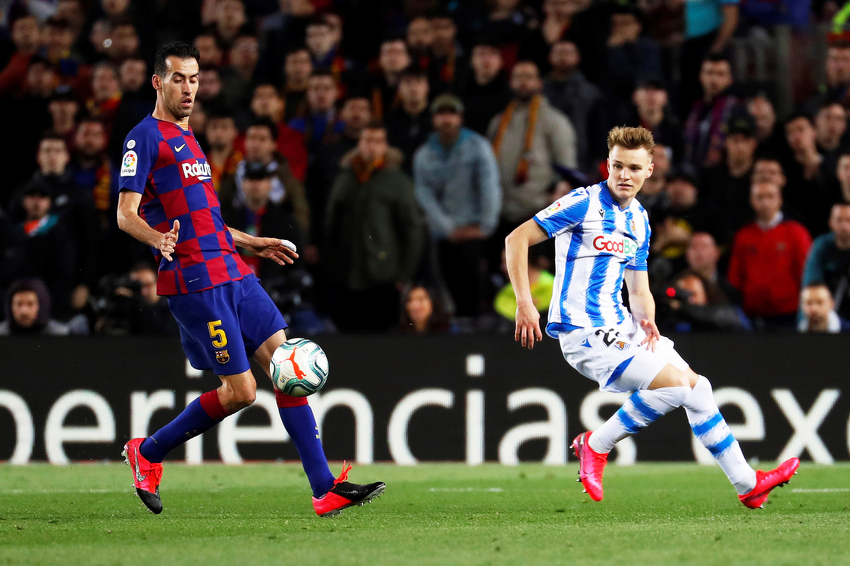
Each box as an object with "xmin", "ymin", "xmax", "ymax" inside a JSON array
[
  {"xmin": 159, "ymin": 219, "xmax": 180, "ymax": 261},
  {"xmin": 515, "ymin": 300, "xmax": 543, "ymax": 350}
]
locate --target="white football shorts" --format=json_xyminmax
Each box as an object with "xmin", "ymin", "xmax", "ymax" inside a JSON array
[{"xmin": 558, "ymin": 317, "xmax": 689, "ymax": 393}]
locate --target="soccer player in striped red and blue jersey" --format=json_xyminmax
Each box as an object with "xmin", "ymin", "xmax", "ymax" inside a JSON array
[
  {"xmin": 117, "ymin": 42, "xmax": 384, "ymax": 517},
  {"xmin": 505, "ymin": 126, "xmax": 799, "ymax": 508}
]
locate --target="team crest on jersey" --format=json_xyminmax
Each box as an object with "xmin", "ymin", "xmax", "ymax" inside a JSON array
[
  {"xmin": 120, "ymin": 150, "xmax": 138, "ymax": 177},
  {"xmin": 215, "ymin": 350, "xmax": 230, "ymax": 364},
  {"xmin": 614, "ymin": 340, "xmax": 630, "ymax": 351}
]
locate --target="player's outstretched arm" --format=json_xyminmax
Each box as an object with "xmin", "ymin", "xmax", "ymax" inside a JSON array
[
  {"xmin": 117, "ymin": 191, "xmax": 180, "ymax": 261},
  {"xmin": 228, "ymin": 227, "xmax": 299, "ymax": 266},
  {"xmin": 505, "ymin": 220, "xmax": 549, "ymax": 349},
  {"xmin": 624, "ymin": 269, "xmax": 661, "ymax": 351}
]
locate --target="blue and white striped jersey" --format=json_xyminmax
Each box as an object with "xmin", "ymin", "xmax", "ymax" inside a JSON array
[{"xmin": 534, "ymin": 181, "xmax": 651, "ymax": 337}]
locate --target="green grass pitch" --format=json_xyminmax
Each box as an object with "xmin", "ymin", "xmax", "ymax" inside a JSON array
[{"xmin": 1, "ymin": 462, "xmax": 848, "ymax": 566}]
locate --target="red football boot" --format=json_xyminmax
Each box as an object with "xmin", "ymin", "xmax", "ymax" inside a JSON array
[
  {"xmin": 572, "ymin": 432, "xmax": 608, "ymax": 502},
  {"xmin": 122, "ymin": 438, "xmax": 164, "ymax": 514},
  {"xmin": 739, "ymin": 457, "xmax": 800, "ymax": 509},
  {"xmin": 312, "ymin": 461, "xmax": 385, "ymax": 518}
]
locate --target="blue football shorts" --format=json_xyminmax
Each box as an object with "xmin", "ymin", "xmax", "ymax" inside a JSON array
[{"xmin": 167, "ymin": 275, "xmax": 287, "ymax": 376}]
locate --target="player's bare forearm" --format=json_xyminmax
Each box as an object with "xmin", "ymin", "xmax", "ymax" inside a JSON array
[
  {"xmin": 117, "ymin": 191, "xmax": 164, "ymax": 248},
  {"xmin": 506, "ymin": 220, "xmax": 549, "ymax": 349},
  {"xmin": 227, "ymin": 227, "xmax": 257, "ymax": 249}
]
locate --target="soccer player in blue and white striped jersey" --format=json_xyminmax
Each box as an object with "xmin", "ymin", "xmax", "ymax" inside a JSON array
[{"xmin": 505, "ymin": 126, "xmax": 799, "ymax": 508}]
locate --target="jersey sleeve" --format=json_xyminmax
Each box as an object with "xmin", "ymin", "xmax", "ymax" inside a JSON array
[
  {"xmin": 118, "ymin": 128, "xmax": 157, "ymax": 194},
  {"xmin": 627, "ymin": 210, "xmax": 651, "ymax": 271},
  {"xmin": 533, "ymin": 188, "xmax": 590, "ymax": 237}
]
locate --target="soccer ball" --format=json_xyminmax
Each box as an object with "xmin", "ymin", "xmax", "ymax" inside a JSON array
[{"xmin": 270, "ymin": 338, "xmax": 329, "ymax": 397}]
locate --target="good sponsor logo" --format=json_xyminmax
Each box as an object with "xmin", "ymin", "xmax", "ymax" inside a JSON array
[{"xmin": 592, "ymin": 234, "xmax": 637, "ymax": 257}]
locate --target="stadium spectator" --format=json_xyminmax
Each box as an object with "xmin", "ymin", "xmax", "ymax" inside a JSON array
[
  {"xmin": 627, "ymin": 80, "xmax": 683, "ymax": 165},
  {"xmin": 728, "ymin": 182, "xmax": 812, "ymax": 328},
  {"xmin": 106, "ymin": 19, "xmax": 141, "ymax": 63},
  {"xmin": 700, "ymin": 112, "xmax": 758, "ymax": 239},
  {"xmin": 87, "ymin": 62, "xmax": 122, "ymax": 131},
  {"xmin": 413, "ymin": 93, "xmax": 501, "ymax": 318},
  {"xmin": 280, "ymin": 47, "xmax": 311, "ymax": 122},
  {"xmin": 459, "ymin": 40, "xmax": 512, "ymax": 136},
  {"xmin": 678, "ymin": 0, "xmax": 740, "ymax": 116},
  {"xmin": 47, "ymin": 85, "xmax": 80, "ymax": 147},
  {"xmin": 1, "ymin": 182, "xmax": 76, "ymax": 318},
  {"xmin": 210, "ymin": 0, "xmax": 249, "ymax": 50},
  {"xmin": 684, "ymin": 53, "xmax": 739, "ymax": 171},
  {"xmin": 427, "ymin": 12, "xmax": 465, "ymax": 95},
  {"xmin": 109, "ymin": 55, "xmax": 155, "ymax": 164},
  {"xmin": 684, "ymin": 231, "xmax": 741, "ymax": 305},
  {"xmin": 604, "ymin": 5, "xmax": 663, "ymax": 124},
  {"xmin": 543, "ymin": 40, "xmax": 603, "ymax": 173},
  {"xmin": 305, "ymin": 15, "xmax": 349, "ymax": 77},
  {"xmin": 636, "ymin": 143, "xmax": 671, "ymax": 219},
  {"xmin": 814, "ymin": 101, "xmax": 847, "ymax": 196},
  {"xmin": 836, "ymin": 149, "xmax": 850, "ymax": 203},
  {"xmin": 489, "ymin": 60, "xmax": 577, "ymax": 231},
  {"xmin": 69, "ymin": 117, "xmax": 115, "ymax": 216},
  {"xmin": 398, "ymin": 284, "xmax": 453, "ymax": 334},
  {"xmin": 783, "ymin": 112, "xmax": 833, "ymax": 236},
  {"xmin": 289, "ymin": 70, "xmax": 345, "ymax": 156},
  {"xmin": 249, "ymin": 83, "xmax": 308, "ymax": 181},
  {"xmin": 803, "ymin": 40, "xmax": 850, "ymax": 116},
  {"xmin": 407, "ymin": 16, "xmax": 433, "ymax": 67},
  {"xmin": 386, "ymin": 66, "xmax": 432, "ymax": 174},
  {"xmin": 223, "ymin": 117, "xmax": 309, "ymax": 237},
  {"xmin": 220, "ymin": 33, "xmax": 260, "ymax": 110},
  {"xmin": 0, "ymin": 15, "xmax": 41, "ymax": 99},
  {"xmin": 305, "ymin": 94, "xmax": 372, "ymax": 248},
  {"xmin": 0, "ymin": 278, "xmax": 71, "ymax": 336},
  {"xmin": 798, "ymin": 283, "xmax": 850, "ymax": 333},
  {"xmin": 194, "ymin": 32, "xmax": 224, "ymax": 68},
  {"xmin": 95, "ymin": 261, "xmax": 179, "ymax": 336},
  {"xmin": 802, "ymin": 203, "xmax": 850, "ymax": 321},
  {"xmin": 205, "ymin": 107, "xmax": 242, "ymax": 192},
  {"xmin": 324, "ymin": 121, "xmax": 424, "ymax": 332},
  {"xmin": 371, "ymin": 36, "xmax": 410, "ymax": 120},
  {"xmin": 747, "ymin": 94, "xmax": 785, "ymax": 157},
  {"xmin": 657, "ymin": 271, "xmax": 749, "ymax": 332}
]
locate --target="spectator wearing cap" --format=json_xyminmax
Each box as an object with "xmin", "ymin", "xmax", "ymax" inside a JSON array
[
  {"xmin": 0, "ymin": 279, "xmax": 71, "ymax": 336},
  {"xmin": 798, "ymin": 283, "xmax": 850, "ymax": 333},
  {"xmin": 249, "ymin": 83, "xmax": 309, "ymax": 181},
  {"xmin": 700, "ymin": 112, "xmax": 758, "ymax": 239},
  {"xmin": 221, "ymin": 162, "xmax": 305, "ymax": 278},
  {"xmin": 650, "ymin": 166, "xmax": 722, "ymax": 279},
  {"xmin": 324, "ymin": 120, "xmax": 424, "ymax": 332},
  {"xmin": 371, "ymin": 36, "xmax": 411, "ymax": 120},
  {"xmin": 413, "ymin": 93, "xmax": 501, "ymax": 318},
  {"xmin": 604, "ymin": 5, "xmax": 663, "ymax": 124},
  {"xmin": 626, "ymin": 80, "xmax": 684, "ymax": 165},
  {"xmin": 46, "ymin": 85, "xmax": 80, "ymax": 148},
  {"xmin": 683, "ymin": 53, "xmax": 740, "ymax": 171},
  {"xmin": 802, "ymin": 203, "xmax": 850, "ymax": 322},
  {"xmin": 386, "ymin": 66, "xmax": 432, "ymax": 175},
  {"xmin": 223, "ymin": 116, "xmax": 310, "ymax": 238},
  {"xmin": 1, "ymin": 182, "xmax": 76, "ymax": 319},
  {"xmin": 289, "ymin": 69, "xmax": 346, "ymax": 157},
  {"xmin": 727, "ymin": 182, "xmax": 812, "ymax": 329},
  {"xmin": 543, "ymin": 40, "xmax": 604, "ymax": 173},
  {"xmin": 783, "ymin": 112, "xmax": 834, "ymax": 236},
  {"xmin": 488, "ymin": 60, "xmax": 577, "ymax": 230},
  {"xmin": 459, "ymin": 40, "xmax": 512, "ymax": 136}
]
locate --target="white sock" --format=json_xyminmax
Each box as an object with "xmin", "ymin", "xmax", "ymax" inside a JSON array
[
  {"xmin": 589, "ymin": 386, "xmax": 691, "ymax": 453},
  {"xmin": 682, "ymin": 376, "xmax": 756, "ymax": 495}
]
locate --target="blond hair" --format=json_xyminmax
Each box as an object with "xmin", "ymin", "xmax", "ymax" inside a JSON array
[{"xmin": 607, "ymin": 126, "xmax": 656, "ymax": 156}]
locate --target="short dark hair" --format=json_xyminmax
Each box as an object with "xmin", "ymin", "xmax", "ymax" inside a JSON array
[
  {"xmin": 702, "ymin": 52, "xmax": 731, "ymax": 66},
  {"xmin": 785, "ymin": 111, "xmax": 813, "ymax": 127},
  {"xmin": 285, "ymin": 46, "xmax": 310, "ymax": 59},
  {"xmin": 306, "ymin": 15, "xmax": 331, "ymax": 29},
  {"xmin": 363, "ymin": 119, "xmax": 386, "ymax": 132},
  {"xmin": 154, "ymin": 41, "xmax": 200, "ymax": 77},
  {"xmin": 247, "ymin": 116, "xmax": 278, "ymax": 141},
  {"xmin": 309, "ymin": 68, "xmax": 336, "ymax": 81},
  {"xmin": 400, "ymin": 65, "xmax": 428, "ymax": 82}
]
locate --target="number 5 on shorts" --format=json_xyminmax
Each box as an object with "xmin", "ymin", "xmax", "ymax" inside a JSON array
[{"xmin": 208, "ymin": 320, "xmax": 228, "ymax": 348}]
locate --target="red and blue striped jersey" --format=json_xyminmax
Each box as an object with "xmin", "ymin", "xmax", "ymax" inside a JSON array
[{"xmin": 118, "ymin": 115, "xmax": 253, "ymax": 295}]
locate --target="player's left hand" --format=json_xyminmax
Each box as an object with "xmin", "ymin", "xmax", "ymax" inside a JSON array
[
  {"xmin": 639, "ymin": 318, "xmax": 661, "ymax": 352},
  {"xmin": 515, "ymin": 300, "xmax": 543, "ymax": 350},
  {"xmin": 248, "ymin": 237, "xmax": 299, "ymax": 266}
]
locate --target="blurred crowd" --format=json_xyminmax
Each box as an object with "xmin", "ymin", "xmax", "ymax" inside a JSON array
[{"xmin": 1, "ymin": 0, "xmax": 849, "ymax": 337}]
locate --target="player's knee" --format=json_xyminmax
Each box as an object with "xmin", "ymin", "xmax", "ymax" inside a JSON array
[{"xmin": 228, "ymin": 384, "xmax": 257, "ymax": 411}]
